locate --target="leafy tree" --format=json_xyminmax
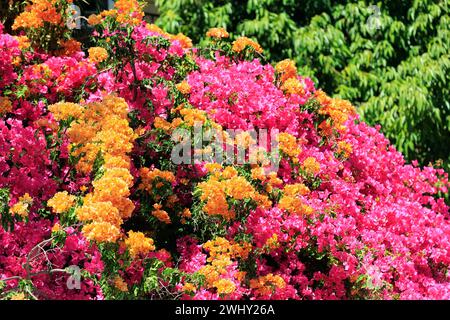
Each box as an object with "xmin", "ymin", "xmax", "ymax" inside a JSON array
[{"xmin": 156, "ymin": 0, "xmax": 450, "ymax": 170}]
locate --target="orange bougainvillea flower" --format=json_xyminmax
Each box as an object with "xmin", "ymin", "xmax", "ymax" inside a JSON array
[
  {"xmin": 88, "ymin": 47, "xmax": 108, "ymax": 64},
  {"xmin": 277, "ymin": 132, "xmax": 301, "ymax": 161},
  {"xmin": 213, "ymin": 278, "xmax": 236, "ymax": 295},
  {"xmin": 113, "ymin": 276, "xmax": 129, "ymax": 292},
  {"xmin": 232, "ymin": 36, "xmax": 263, "ymax": 54},
  {"xmin": 283, "ymin": 183, "xmax": 310, "ymax": 197},
  {"xmin": 48, "ymin": 102, "xmax": 84, "ymax": 121},
  {"xmin": 152, "ymin": 203, "xmax": 172, "ymax": 224},
  {"xmin": 49, "ymin": 96, "xmax": 136, "ymax": 243},
  {"xmin": 337, "ymin": 141, "xmax": 353, "ymax": 158},
  {"xmin": 10, "ymin": 194, "xmax": 33, "ymax": 219},
  {"xmin": 275, "ymin": 59, "xmax": 297, "ymax": 82},
  {"xmin": 315, "ymin": 90, "xmax": 356, "ymax": 134},
  {"xmin": 15, "ymin": 36, "xmax": 31, "ymax": 50},
  {"xmin": 82, "ymin": 221, "xmax": 121, "ymax": 243},
  {"xmin": 302, "ymin": 156, "xmax": 321, "ymax": 175},
  {"xmin": 47, "ymin": 191, "xmax": 76, "ymax": 214},
  {"xmin": 182, "ymin": 282, "xmax": 197, "ymax": 293},
  {"xmin": 114, "ymin": 0, "xmax": 144, "ymax": 25},
  {"xmin": 12, "ymin": 0, "xmax": 66, "ymax": 30},
  {"xmin": 206, "ymin": 27, "xmax": 229, "ymax": 39},
  {"xmin": 265, "ymin": 233, "xmax": 280, "ymax": 250},
  {"xmin": 10, "ymin": 292, "xmax": 28, "ymax": 300},
  {"xmin": 51, "ymin": 223, "xmax": 61, "ymax": 233},
  {"xmin": 125, "ymin": 230, "xmax": 156, "ymax": 258},
  {"xmin": 171, "ymin": 33, "xmax": 193, "ymax": 49},
  {"xmin": 179, "ymin": 107, "xmax": 207, "ymax": 126},
  {"xmin": 139, "ymin": 167, "xmax": 176, "ymax": 193},
  {"xmin": 57, "ymin": 39, "xmax": 82, "ymax": 56},
  {"xmin": 250, "ymin": 273, "xmax": 286, "ymax": 296},
  {"xmin": 0, "ymin": 97, "xmax": 13, "ymax": 115},
  {"xmin": 176, "ymin": 80, "xmax": 191, "ymax": 95},
  {"xmin": 87, "ymin": 14, "xmax": 102, "ymax": 26},
  {"xmin": 281, "ymin": 77, "xmax": 305, "ymax": 96}
]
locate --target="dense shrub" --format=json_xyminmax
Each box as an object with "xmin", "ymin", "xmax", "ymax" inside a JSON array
[{"xmin": 0, "ymin": 1, "xmax": 449, "ymax": 300}]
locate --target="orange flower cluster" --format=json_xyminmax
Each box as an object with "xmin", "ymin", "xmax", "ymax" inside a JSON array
[
  {"xmin": 49, "ymin": 96, "xmax": 136, "ymax": 242},
  {"xmin": 265, "ymin": 171, "xmax": 284, "ymax": 193},
  {"xmin": 87, "ymin": 0, "xmax": 144, "ymax": 26},
  {"xmin": 176, "ymin": 81, "xmax": 191, "ymax": 95},
  {"xmin": 0, "ymin": 97, "xmax": 12, "ymax": 115},
  {"xmin": 250, "ymin": 166, "xmax": 266, "ymax": 181},
  {"xmin": 57, "ymin": 39, "xmax": 82, "ymax": 56},
  {"xmin": 87, "ymin": 14, "xmax": 102, "ymax": 26},
  {"xmin": 124, "ymin": 230, "xmax": 155, "ymax": 258},
  {"xmin": 278, "ymin": 194, "xmax": 313, "ymax": 215},
  {"xmin": 51, "ymin": 222, "xmax": 61, "ymax": 233},
  {"xmin": 198, "ymin": 166, "xmax": 271, "ymax": 220},
  {"xmin": 48, "ymin": 102, "xmax": 83, "ymax": 121},
  {"xmin": 15, "ymin": 36, "xmax": 31, "ymax": 50},
  {"xmin": 213, "ymin": 278, "xmax": 236, "ymax": 295},
  {"xmin": 29, "ymin": 64, "xmax": 52, "ymax": 82},
  {"xmin": 283, "ymin": 183, "xmax": 310, "ymax": 197},
  {"xmin": 55, "ymin": 95, "xmax": 135, "ymax": 174},
  {"xmin": 146, "ymin": 24, "xmax": 168, "ymax": 36},
  {"xmin": 10, "ymin": 194, "xmax": 33, "ymax": 218},
  {"xmin": 10, "ymin": 292, "xmax": 28, "ymax": 300},
  {"xmin": 165, "ymin": 194, "xmax": 179, "ymax": 209},
  {"xmin": 88, "ymin": 47, "xmax": 108, "ymax": 64},
  {"xmin": 302, "ymin": 156, "xmax": 321, "ymax": 175},
  {"xmin": 249, "ymin": 273, "xmax": 286, "ymax": 296},
  {"xmin": 78, "ymin": 166, "xmax": 135, "ymax": 242},
  {"xmin": 265, "ymin": 233, "xmax": 280, "ymax": 250},
  {"xmin": 152, "ymin": 203, "xmax": 171, "ymax": 224},
  {"xmin": 281, "ymin": 77, "xmax": 305, "ymax": 96},
  {"xmin": 337, "ymin": 141, "xmax": 353, "ymax": 158},
  {"xmin": 114, "ymin": 0, "xmax": 145, "ymax": 25},
  {"xmin": 315, "ymin": 90, "xmax": 356, "ymax": 134},
  {"xmin": 153, "ymin": 117, "xmax": 172, "ymax": 132},
  {"xmin": 204, "ymin": 163, "xmax": 221, "ymax": 174},
  {"xmin": 113, "ymin": 276, "xmax": 129, "ymax": 292},
  {"xmin": 182, "ymin": 282, "xmax": 197, "ymax": 293},
  {"xmin": 198, "ymin": 176, "xmax": 231, "ymax": 219},
  {"xmin": 47, "ymin": 191, "xmax": 76, "ymax": 214},
  {"xmin": 171, "ymin": 33, "xmax": 193, "ymax": 49},
  {"xmin": 206, "ymin": 28, "xmax": 229, "ymax": 39},
  {"xmin": 179, "ymin": 208, "xmax": 191, "ymax": 224},
  {"xmin": 138, "ymin": 167, "xmax": 176, "ymax": 194},
  {"xmin": 275, "ymin": 59, "xmax": 297, "ymax": 83},
  {"xmin": 277, "ymin": 132, "xmax": 301, "ymax": 162},
  {"xmin": 232, "ymin": 37, "xmax": 263, "ymax": 54},
  {"xmin": 199, "ymin": 237, "xmax": 250, "ymax": 294},
  {"xmin": 76, "ymin": 201, "xmax": 122, "ymax": 227},
  {"xmin": 203, "ymin": 237, "xmax": 252, "ymax": 261},
  {"xmin": 179, "ymin": 107, "xmax": 207, "ymax": 127},
  {"xmin": 12, "ymin": 0, "xmax": 68, "ymax": 30},
  {"xmin": 80, "ymin": 221, "xmax": 121, "ymax": 243},
  {"xmin": 278, "ymin": 183, "xmax": 312, "ymax": 215},
  {"xmin": 275, "ymin": 59, "xmax": 306, "ymax": 95}
]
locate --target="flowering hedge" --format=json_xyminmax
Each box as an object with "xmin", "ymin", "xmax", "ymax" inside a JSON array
[{"xmin": 0, "ymin": 1, "xmax": 449, "ymax": 300}]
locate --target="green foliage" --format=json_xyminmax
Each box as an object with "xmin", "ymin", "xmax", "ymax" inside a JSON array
[
  {"xmin": 156, "ymin": 0, "xmax": 450, "ymax": 171},
  {"xmin": 0, "ymin": 188, "xmax": 13, "ymax": 231}
]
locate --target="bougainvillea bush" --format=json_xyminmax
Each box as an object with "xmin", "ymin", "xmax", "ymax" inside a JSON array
[{"xmin": 0, "ymin": 1, "xmax": 449, "ymax": 300}]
